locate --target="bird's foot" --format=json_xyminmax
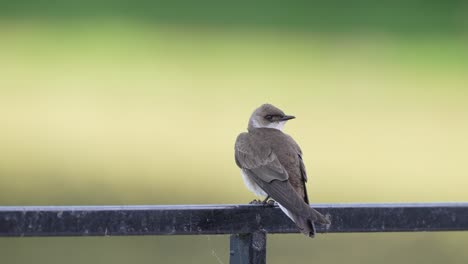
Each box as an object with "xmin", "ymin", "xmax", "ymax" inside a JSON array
[{"xmin": 249, "ymin": 199, "xmax": 263, "ymax": 205}]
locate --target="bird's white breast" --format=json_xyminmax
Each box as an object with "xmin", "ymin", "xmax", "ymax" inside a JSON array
[{"xmin": 240, "ymin": 170, "xmax": 267, "ymax": 197}]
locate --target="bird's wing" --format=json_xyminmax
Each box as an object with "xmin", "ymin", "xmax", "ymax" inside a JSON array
[
  {"xmin": 283, "ymin": 134, "xmax": 310, "ymax": 203},
  {"xmin": 298, "ymin": 153, "xmax": 307, "ymax": 182},
  {"xmin": 298, "ymin": 154, "xmax": 310, "ymax": 204},
  {"xmin": 245, "ymin": 170, "xmax": 312, "ymax": 219},
  {"xmin": 235, "ymin": 133, "xmax": 288, "ymax": 182},
  {"xmin": 284, "ymin": 133, "xmax": 307, "ymax": 183}
]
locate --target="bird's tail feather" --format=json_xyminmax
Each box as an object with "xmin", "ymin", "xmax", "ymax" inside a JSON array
[
  {"xmin": 247, "ymin": 171, "xmax": 330, "ymax": 235},
  {"xmin": 278, "ymin": 203, "xmax": 329, "ymax": 237},
  {"xmin": 309, "ymin": 207, "xmax": 330, "ymax": 225},
  {"xmin": 293, "ymin": 216, "xmax": 316, "ymax": 237}
]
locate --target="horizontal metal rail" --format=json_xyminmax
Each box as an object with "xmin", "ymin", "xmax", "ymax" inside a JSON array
[{"xmin": 1, "ymin": 203, "xmax": 468, "ymax": 237}]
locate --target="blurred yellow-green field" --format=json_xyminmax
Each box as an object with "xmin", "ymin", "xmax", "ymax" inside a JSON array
[{"xmin": 1, "ymin": 2, "xmax": 468, "ymax": 263}]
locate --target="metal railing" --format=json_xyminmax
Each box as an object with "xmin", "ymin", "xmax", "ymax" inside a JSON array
[{"xmin": 2, "ymin": 203, "xmax": 468, "ymax": 263}]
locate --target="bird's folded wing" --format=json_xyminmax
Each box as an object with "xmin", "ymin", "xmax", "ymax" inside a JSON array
[
  {"xmin": 298, "ymin": 154, "xmax": 309, "ymax": 204},
  {"xmin": 235, "ymin": 133, "xmax": 288, "ymax": 182}
]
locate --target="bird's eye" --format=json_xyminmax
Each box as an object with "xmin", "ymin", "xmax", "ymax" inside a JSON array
[{"xmin": 265, "ymin": 115, "xmax": 273, "ymax": 120}]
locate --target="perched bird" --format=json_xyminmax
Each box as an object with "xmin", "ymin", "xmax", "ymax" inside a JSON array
[{"xmin": 235, "ymin": 103, "xmax": 330, "ymax": 237}]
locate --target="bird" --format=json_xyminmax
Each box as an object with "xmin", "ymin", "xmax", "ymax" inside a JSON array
[{"xmin": 234, "ymin": 103, "xmax": 330, "ymax": 237}]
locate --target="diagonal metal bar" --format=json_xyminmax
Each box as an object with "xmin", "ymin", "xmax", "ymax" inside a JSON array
[{"xmin": 1, "ymin": 203, "xmax": 468, "ymax": 237}]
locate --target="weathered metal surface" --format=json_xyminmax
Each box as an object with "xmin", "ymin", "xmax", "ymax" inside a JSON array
[
  {"xmin": 1, "ymin": 203, "xmax": 468, "ymax": 237},
  {"xmin": 230, "ymin": 231, "xmax": 266, "ymax": 264}
]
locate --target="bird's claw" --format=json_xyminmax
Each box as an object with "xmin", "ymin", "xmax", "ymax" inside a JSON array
[
  {"xmin": 249, "ymin": 199, "xmax": 262, "ymax": 205},
  {"xmin": 249, "ymin": 199, "xmax": 276, "ymax": 206}
]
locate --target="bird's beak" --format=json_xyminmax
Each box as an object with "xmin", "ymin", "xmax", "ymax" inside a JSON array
[{"xmin": 279, "ymin": 115, "xmax": 295, "ymax": 121}]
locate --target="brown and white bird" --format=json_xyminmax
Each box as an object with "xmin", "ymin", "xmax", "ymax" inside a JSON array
[{"xmin": 235, "ymin": 103, "xmax": 329, "ymax": 237}]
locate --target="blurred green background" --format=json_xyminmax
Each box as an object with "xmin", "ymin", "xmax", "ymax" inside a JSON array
[{"xmin": 1, "ymin": 1, "xmax": 468, "ymax": 263}]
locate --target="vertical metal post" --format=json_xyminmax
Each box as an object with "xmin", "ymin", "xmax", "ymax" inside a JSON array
[{"xmin": 229, "ymin": 231, "xmax": 266, "ymax": 264}]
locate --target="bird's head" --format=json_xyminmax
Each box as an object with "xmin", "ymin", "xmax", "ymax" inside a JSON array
[{"xmin": 248, "ymin": 104, "xmax": 295, "ymax": 131}]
